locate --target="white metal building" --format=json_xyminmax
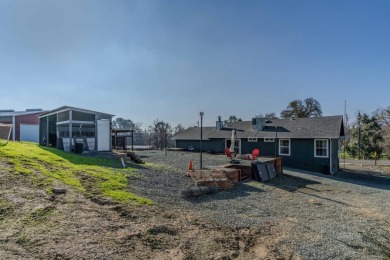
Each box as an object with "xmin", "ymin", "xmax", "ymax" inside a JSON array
[{"xmin": 38, "ymin": 106, "xmax": 114, "ymax": 152}]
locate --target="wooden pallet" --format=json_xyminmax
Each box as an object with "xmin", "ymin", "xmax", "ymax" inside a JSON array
[{"xmin": 189, "ymin": 169, "xmax": 234, "ymax": 189}]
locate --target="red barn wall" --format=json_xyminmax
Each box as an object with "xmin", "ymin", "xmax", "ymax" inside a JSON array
[{"xmin": 15, "ymin": 113, "xmax": 41, "ymax": 141}]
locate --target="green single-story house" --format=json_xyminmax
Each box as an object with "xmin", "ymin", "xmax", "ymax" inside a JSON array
[{"xmin": 172, "ymin": 116, "xmax": 345, "ymax": 175}]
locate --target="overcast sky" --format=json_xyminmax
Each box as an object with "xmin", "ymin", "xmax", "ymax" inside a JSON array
[{"xmin": 1, "ymin": 0, "xmax": 389, "ymax": 127}]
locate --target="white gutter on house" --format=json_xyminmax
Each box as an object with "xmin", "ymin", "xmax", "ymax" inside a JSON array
[{"xmin": 329, "ymin": 138, "xmax": 336, "ymax": 175}]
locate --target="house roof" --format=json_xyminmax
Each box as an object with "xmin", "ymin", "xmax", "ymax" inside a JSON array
[
  {"xmin": 172, "ymin": 116, "xmax": 344, "ymax": 140},
  {"xmin": 38, "ymin": 106, "xmax": 114, "ymax": 118},
  {"xmin": 0, "ymin": 110, "xmax": 45, "ymax": 117},
  {"xmin": 171, "ymin": 127, "xmax": 217, "ymax": 140}
]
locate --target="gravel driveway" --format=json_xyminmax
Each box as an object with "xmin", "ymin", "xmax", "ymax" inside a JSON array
[{"xmin": 130, "ymin": 150, "xmax": 390, "ymax": 260}]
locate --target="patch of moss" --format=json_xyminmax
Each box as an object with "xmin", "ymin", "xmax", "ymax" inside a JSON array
[
  {"xmin": 104, "ymin": 190, "xmax": 153, "ymax": 205},
  {"xmin": 0, "ymin": 142, "xmax": 153, "ymax": 205},
  {"xmin": 22, "ymin": 206, "xmax": 55, "ymax": 225},
  {"xmin": 246, "ymin": 181, "xmax": 263, "ymax": 189},
  {"xmin": 0, "ymin": 198, "xmax": 14, "ymax": 219},
  {"xmin": 144, "ymin": 162, "xmax": 180, "ymax": 173}
]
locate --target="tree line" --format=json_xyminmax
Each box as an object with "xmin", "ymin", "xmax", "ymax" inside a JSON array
[
  {"xmin": 344, "ymin": 108, "xmax": 390, "ymax": 159},
  {"xmin": 112, "ymin": 117, "xmax": 184, "ymax": 149}
]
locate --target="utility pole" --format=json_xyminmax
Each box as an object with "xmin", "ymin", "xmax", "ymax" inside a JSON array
[
  {"xmin": 344, "ymin": 100, "xmax": 346, "ymax": 170},
  {"xmin": 200, "ymin": 112, "xmax": 204, "ymax": 169},
  {"xmin": 164, "ymin": 124, "xmax": 167, "ymax": 155},
  {"xmin": 357, "ymin": 110, "xmax": 361, "ymax": 160}
]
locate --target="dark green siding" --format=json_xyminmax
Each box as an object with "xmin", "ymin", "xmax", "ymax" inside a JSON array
[
  {"xmin": 176, "ymin": 138, "xmax": 339, "ymax": 174},
  {"xmin": 39, "ymin": 118, "xmax": 47, "ymax": 145},
  {"xmin": 241, "ymin": 139, "xmax": 276, "ymax": 156},
  {"xmin": 241, "ymin": 138, "xmax": 335, "ymax": 174},
  {"xmin": 280, "ymin": 139, "xmax": 330, "ymax": 174}
]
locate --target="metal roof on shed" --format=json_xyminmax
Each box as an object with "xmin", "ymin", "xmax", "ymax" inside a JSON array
[
  {"xmin": 38, "ymin": 106, "xmax": 114, "ymax": 118},
  {"xmin": 0, "ymin": 110, "xmax": 46, "ymax": 117}
]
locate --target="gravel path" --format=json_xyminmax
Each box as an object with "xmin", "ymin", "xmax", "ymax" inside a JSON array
[{"xmin": 129, "ymin": 150, "xmax": 390, "ymax": 259}]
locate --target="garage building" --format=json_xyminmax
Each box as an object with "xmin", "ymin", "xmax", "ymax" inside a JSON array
[{"xmin": 0, "ymin": 109, "xmax": 45, "ymax": 142}]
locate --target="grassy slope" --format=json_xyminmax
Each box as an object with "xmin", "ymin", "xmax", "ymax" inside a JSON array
[{"xmin": 0, "ymin": 142, "xmax": 153, "ymax": 205}]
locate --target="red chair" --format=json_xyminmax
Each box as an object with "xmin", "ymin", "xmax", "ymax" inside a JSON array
[
  {"xmin": 225, "ymin": 147, "xmax": 236, "ymax": 162},
  {"xmin": 246, "ymin": 149, "xmax": 260, "ymax": 160},
  {"xmin": 251, "ymin": 149, "xmax": 260, "ymax": 160}
]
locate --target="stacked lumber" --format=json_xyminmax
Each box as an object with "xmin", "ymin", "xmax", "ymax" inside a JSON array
[{"xmin": 189, "ymin": 169, "xmax": 235, "ymax": 189}]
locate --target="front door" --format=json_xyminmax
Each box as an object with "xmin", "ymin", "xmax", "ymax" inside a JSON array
[{"xmin": 97, "ymin": 119, "xmax": 110, "ymax": 151}]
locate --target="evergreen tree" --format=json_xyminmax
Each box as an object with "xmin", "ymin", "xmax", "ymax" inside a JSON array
[{"xmin": 346, "ymin": 113, "xmax": 383, "ymax": 159}]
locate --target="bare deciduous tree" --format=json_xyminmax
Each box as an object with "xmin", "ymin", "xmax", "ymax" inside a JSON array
[
  {"xmin": 375, "ymin": 106, "xmax": 390, "ymax": 127},
  {"xmin": 149, "ymin": 119, "xmax": 172, "ymax": 149},
  {"xmin": 224, "ymin": 115, "xmax": 242, "ymax": 125},
  {"xmin": 265, "ymin": 113, "xmax": 278, "ymax": 120},
  {"xmin": 173, "ymin": 124, "xmax": 185, "ymax": 136},
  {"xmin": 374, "ymin": 106, "xmax": 390, "ymax": 157}
]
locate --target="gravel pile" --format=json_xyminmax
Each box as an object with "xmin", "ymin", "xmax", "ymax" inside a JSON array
[{"xmin": 129, "ymin": 150, "xmax": 390, "ymax": 259}]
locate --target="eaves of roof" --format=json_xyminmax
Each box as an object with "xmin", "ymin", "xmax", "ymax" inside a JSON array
[{"xmin": 38, "ymin": 106, "xmax": 114, "ymax": 118}]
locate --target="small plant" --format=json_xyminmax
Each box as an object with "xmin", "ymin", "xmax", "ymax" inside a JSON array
[
  {"xmin": 22, "ymin": 206, "xmax": 55, "ymax": 225},
  {"xmin": 0, "ymin": 199, "xmax": 14, "ymax": 220}
]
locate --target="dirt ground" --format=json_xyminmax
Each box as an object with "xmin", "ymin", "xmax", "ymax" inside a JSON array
[
  {"xmin": 1, "ymin": 151, "xmax": 390, "ymax": 259},
  {"xmin": 0, "ymin": 163, "xmax": 296, "ymax": 260}
]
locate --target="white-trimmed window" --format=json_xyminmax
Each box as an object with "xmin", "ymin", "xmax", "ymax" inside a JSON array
[
  {"xmin": 264, "ymin": 138, "xmax": 275, "ymax": 142},
  {"xmin": 248, "ymin": 138, "xmax": 257, "ymax": 142},
  {"xmin": 315, "ymin": 139, "xmax": 328, "ymax": 158},
  {"xmin": 279, "ymin": 139, "xmax": 290, "ymax": 156}
]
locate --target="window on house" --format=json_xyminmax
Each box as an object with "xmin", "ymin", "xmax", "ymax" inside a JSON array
[
  {"xmin": 315, "ymin": 139, "xmax": 328, "ymax": 157},
  {"xmin": 248, "ymin": 138, "xmax": 257, "ymax": 142},
  {"xmin": 279, "ymin": 139, "xmax": 290, "ymax": 156},
  {"xmin": 264, "ymin": 138, "xmax": 275, "ymax": 142}
]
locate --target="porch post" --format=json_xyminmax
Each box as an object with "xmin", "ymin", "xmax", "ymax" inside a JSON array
[
  {"xmin": 68, "ymin": 110, "xmax": 72, "ymax": 152},
  {"xmin": 46, "ymin": 116, "xmax": 49, "ymax": 146},
  {"xmin": 12, "ymin": 116, "xmax": 15, "ymax": 141}
]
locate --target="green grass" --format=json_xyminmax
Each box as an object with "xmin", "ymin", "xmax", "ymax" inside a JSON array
[
  {"xmin": 339, "ymin": 151, "xmax": 352, "ymax": 159},
  {"xmin": 0, "ymin": 142, "xmax": 153, "ymax": 205},
  {"xmin": 245, "ymin": 181, "xmax": 264, "ymax": 189},
  {"xmin": 22, "ymin": 206, "xmax": 55, "ymax": 225}
]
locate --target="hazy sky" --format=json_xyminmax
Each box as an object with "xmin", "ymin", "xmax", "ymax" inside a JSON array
[{"xmin": 1, "ymin": 0, "xmax": 389, "ymax": 127}]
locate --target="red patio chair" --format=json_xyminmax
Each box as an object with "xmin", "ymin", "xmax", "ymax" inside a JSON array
[
  {"xmin": 246, "ymin": 149, "xmax": 260, "ymax": 160},
  {"xmin": 225, "ymin": 147, "xmax": 236, "ymax": 162},
  {"xmin": 251, "ymin": 149, "xmax": 260, "ymax": 160}
]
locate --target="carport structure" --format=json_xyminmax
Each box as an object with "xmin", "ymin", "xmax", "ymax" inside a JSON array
[{"xmin": 38, "ymin": 106, "xmax": 114, "ymax": 152}]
